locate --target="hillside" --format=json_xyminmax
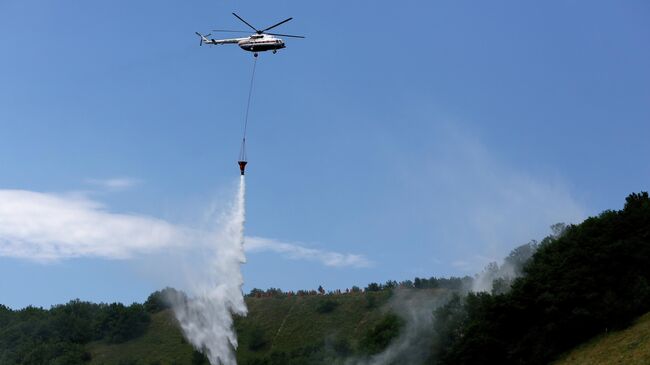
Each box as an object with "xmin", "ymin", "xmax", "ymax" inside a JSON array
[
  {"xmin": 554, "ymin": 312, "xmax": 650, "ymax": 365},
  {"xmin": 431, "ymin": 192, "xmax": 650, "ymax": 365},
  {"xmin": 235, "ymin": 290, "xmax": 393, "ymax": 363},
  {"xmin": 87, "ymin": 310, "xmax": 194, "ymax": 365},
  {"xmin": 0, "ymin": 281, "xmax": 458, "ymax": 365},
  {"xmin": 84, "ymin": 290, "xmax": 396, "ymax": 365},
  {"xmin": 71, "ymin": 307, "xmax": 650, "ymax": 365},
  {"xmin": 13, "ymin": 294, "xmax": 650, "ymax": 365}
]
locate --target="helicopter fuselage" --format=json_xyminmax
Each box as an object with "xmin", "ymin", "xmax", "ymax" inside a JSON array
[{"xmin": 238, "ymin": 34, "xmax": 285, "ymax": 53}]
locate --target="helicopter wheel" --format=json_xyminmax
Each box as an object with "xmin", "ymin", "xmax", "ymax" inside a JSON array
[
  {"xmin": 273, "ymin": 50, "xmax": 277, "ymax": 54},
  {"xmin": 254, "ymin": 52, "xmax": 258, "ymax": 58}
]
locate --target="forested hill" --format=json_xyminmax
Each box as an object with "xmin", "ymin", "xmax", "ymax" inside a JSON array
[
  {"xmin": 1, "ymin": 192, "xmax": 649, "ymax": 365},
  {"xmin": 0, "ymin": 283, "xmax": 467, "ymax": 364},
  {"xmin": 432, "ymin": 192, "xmax": 650, "ymax": 364}
]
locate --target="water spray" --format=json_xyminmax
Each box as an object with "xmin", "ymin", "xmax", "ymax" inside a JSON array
[{"xmin": 172, "ymin": 176, "xmax": 247, "ymax": 365}]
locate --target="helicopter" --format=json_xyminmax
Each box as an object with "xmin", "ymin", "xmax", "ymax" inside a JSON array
[{"xmin": 196, "ymin": 13, "xmax": 304, "ymax": 57}]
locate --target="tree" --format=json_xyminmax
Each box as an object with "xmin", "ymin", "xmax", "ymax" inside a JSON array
[
  {"xmin": 503, "ymin": 240, "xmax": 538, "ymax": 276},
  {"xmin": 96, "ymin": 303, "xmax": 150, "ymax": 343},
  {"xmin": 144, "ymin": 287, "xmax": 185, "ymax": 313},
  {"xmin": 248, "ymin": 288, "xmax": 264, "ymax": 297},
  {"xmin": 365, "ymin": 283, "xmax": 381, "ymax": 292},
  {"xmin": 316, "ymin": 300, "xmax": 339, "ymax": 314},
  {"xmin": 399, "ymin": 280, "xmax": 414, "ymax": 288},
  {"xmin": 384, "ymin": 280, "xmax": 398, "ymax": 289},
  {"xmin": 360, "ymin": 313, "xmax": 403, "ymax": 354},
  {"xmin": 248, "ymin": 326, "xmax": 268, "ymax": 351}
]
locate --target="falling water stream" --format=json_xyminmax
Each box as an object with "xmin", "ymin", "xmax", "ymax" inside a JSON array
[{"xmin": 172, "ymin": 176, "xmax": 248, "ymax": 365}]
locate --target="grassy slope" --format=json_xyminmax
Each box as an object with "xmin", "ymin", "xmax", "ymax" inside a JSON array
[
  {"xmin": 554, "ymin": 312, "xmax": 650, "ymax": 365},
  {"xmin": 79, "ymin": 293, "xmax": 650, "ymax": 364},
  {"xmin": 88, "ymin": 310, "xmax": 194, "ymax": 365},
  {"xmin": 87, "ymin": 291, "xmax": 392, "ymax": 365},
  {"xmin": 236, "ymin": 291, "xmax": 392, "ymax": 362}
]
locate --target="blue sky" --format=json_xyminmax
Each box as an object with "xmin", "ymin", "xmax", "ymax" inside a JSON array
[{"xmin": 0, "ymin": 0, "xmax": 648, "ymax": 308}]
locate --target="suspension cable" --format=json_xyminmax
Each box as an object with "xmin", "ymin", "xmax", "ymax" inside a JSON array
[{"xmin": 239, "ymin": 56, "xmax": 258, "ymax": 161}]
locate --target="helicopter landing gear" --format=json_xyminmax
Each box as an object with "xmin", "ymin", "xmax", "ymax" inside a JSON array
[
  {"xmin": 254, "ymin": 52, "xmax": 258, "ymax": 58},
  {"xmin": 273, "ymin": 50, "xmax": 277, "ymax": 54}
]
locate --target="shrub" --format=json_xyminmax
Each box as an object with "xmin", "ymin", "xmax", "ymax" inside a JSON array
[
  {"xmin": 248, "ymin": 326, "xmax": 268, "ymax": 351},
  {"xmin": 316, "ymin": 300, "xmax": 339, "ymax": 314},
  {"xmin": 360, "ymin": 313, "xmax": 403, "ymax": 354}
]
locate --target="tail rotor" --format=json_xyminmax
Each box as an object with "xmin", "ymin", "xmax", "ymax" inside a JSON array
[{"xmin": 195, "ymin": 32, "xmax": 211, "ymax": 46}]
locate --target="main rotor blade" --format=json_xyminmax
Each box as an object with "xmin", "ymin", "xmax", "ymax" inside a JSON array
[
  {"xmin": 266, "ymin": 32, "xmax": 305, "ymax": 39},
  {"xmin": 211, "ymin": 29, "xmax": 252, "ymax": 34},
  {"xmin": 232, "ymin": 13, "xmax": 259, "ymax": 32},
  {"xmin": 262, "ymin": 17, "xmax": 293, "ymax": 32}
]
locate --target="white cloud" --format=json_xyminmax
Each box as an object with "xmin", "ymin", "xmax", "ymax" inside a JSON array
[
  {"xmin": 86, "ymin": 177, "xmax": 141, "ymax": 191},
  {"xmin": 0, "ymin": 189, "xmax": 369, "ymax": 268},
  {"xmin": 0, "ymin": 190, "xmax": 187, "ymax": 261},
  {"xmin": 245, "ymin": 236, "xmax": 372, "ymax": 268}
]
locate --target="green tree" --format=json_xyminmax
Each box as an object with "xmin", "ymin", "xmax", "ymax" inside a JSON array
[
  {"xmin": 365, "ymin": 282, "xmax": 381, "ymax": 292},
  {"xmin": 144, "ymin": 287, "xmax": 185, "ymax": 313},
  {"xmin": 360, "ymin": 313, "xmax": 403, "ymax": 354},
  {"xmin": 316, "ymin": 299, "xmax": 339, "ymax": 314},
  {"xmin": 248, "ymin": 326, "xmax": 268, "ymax": 351}
]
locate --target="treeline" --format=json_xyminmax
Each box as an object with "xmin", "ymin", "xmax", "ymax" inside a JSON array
[
  {"xmin": 0, "ymin": 300, "xmax": 151, "ymax": 364},
  {"xmin": 246, "ymin": 276, "xmax": 473, "ymax": 298},
  {"xmin": 367, "ymin": 276, "xmax": 473, "ymax": 292},
  {"xmin": 431, "ymin": 192, "xmax": 650, "ymax": 364}
]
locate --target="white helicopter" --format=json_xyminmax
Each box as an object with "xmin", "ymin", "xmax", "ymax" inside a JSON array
[{"xmin": 196, "ymin": 13, "xmax": 304, "ymax": 57}]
